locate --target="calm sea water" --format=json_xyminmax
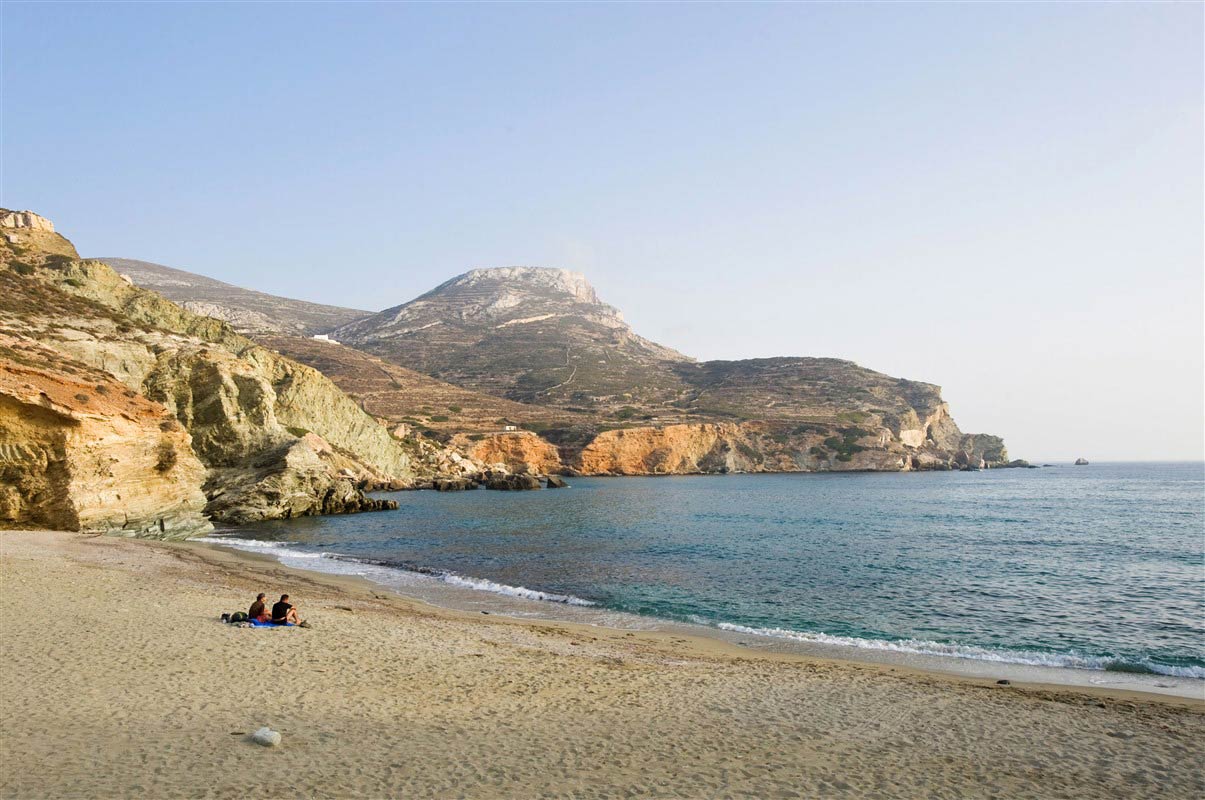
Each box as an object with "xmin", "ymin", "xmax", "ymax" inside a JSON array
[{"xmin": 201, "ymin": 463, "xmax": 1204, "ymax": 678}]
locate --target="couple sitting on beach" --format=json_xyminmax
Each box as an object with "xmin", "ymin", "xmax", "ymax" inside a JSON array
[{"xmin": 248, "ymin": 593, "xmax": 304, "ymax": 626}]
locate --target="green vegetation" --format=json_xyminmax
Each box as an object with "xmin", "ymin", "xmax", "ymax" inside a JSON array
[
  {"xmin": 735, "ymin": 441, "xmax": 761, "ymax": 462},
  {"xmin": 820, "ymin": 427, "xmax": 871, "ymax": 462},
  {"xmin": 155, "ymin": 442, "xmax": 178, "ymax": 473},
  {"xmin": 446, "ymin": 405, "xmax": 462, "ymax": 413},
  {"xmin": 285, "ymin": 426, "xmax": 311, "ymax": 438},
  {"xmin": 429, "ymin": 415, "xmax": 450, "ymax": 423}
]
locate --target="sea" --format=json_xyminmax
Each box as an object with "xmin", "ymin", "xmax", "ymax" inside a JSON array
[{"xmin": 195, "ymin": 462, "xmax": 1205, "ymax": 694}]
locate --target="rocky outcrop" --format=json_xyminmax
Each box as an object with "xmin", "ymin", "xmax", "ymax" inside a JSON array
[
  {"xmin": 956, "ymin": 434, "xmax": 1009, "ymax": 470},
  {"xmin": 1, "ymin": 211, "xmax": 416, "ymax": 534},
  {"xmin": 1075, "ymin": 458, "xmax": 1089, "ymax": 465},
  {"xmin": 483, "ymin": 473, "xmax": 542, "ymax": 491},
  {"xmin": 1, "ymin": 210, "xmax": 54, "ymax": 232},
  {"xmin": 579, "ymin": 424, "xmax": 749, "ymax": 475},
  {"xmin": 0, "ymin": 359, "xmax": 210, "ymax": 537},
  {"xmin": 203, "ymin": 436, "xmax": 397, "ymax": 523},
  {"xmin": 433, "ymin": 478, "xmax": 478, "ymax": 491},
  {"xmin": 453, "ymin": 431, "xmax": 563, "ymax": 476},
  {"xmin": 571, "ymin": 420, "xmax": 1009, "ymax": 476}
]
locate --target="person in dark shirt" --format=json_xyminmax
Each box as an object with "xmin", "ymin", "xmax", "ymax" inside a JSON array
[
  {"xmin": 271, "ymin": 594, "xmax": 302, "ymax": 626},
  {"xmin": 248, "ymin": 593, "xmax": 271, "ymax": 623}
]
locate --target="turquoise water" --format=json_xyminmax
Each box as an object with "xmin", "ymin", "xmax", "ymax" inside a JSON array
[{"xmin": 203, "ymin": 463, "xmax": 1204, "ymax": 677}]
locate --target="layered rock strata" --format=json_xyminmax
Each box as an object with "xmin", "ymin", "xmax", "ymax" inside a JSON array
[{"xmin": 1, "ymin": 210, "xmax": 417, "ymax": 535}]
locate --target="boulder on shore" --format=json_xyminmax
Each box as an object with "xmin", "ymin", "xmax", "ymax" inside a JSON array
[
  {"xmin": 434, "ymin": 478, "xmax": 478, "ymax": 492},
  {"xmin": 485, "ymin": 474, "xmax": 541, "ymax": 491}
]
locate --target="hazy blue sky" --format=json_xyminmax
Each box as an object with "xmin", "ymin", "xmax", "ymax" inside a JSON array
[{"xmin": 4, "ymin": 2, "xmax": 1201, "ymax": 461}]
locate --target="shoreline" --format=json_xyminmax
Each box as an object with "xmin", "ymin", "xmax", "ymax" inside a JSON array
[
  {"xmin": 193, "ymin": 530, "xmax": 1205, "ymax": 701},
  {"xmin": 3, "ymin": 530, "xmax": 1203, "ymax": 798}
]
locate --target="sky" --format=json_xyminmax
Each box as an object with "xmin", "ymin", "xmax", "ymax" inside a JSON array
[{"xmin": 3, "ymin": 2, "xmax": 1201, "ymax": 461}]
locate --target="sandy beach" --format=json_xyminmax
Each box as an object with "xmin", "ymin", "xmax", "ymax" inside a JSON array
[{"xmin": 1, "ymin": 530, "xmax": 1202, "ymax": 799}]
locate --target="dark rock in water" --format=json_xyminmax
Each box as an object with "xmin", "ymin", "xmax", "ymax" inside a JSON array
[
  {"xmin": 1005, "ymin": 459, "xmax": 1032, "ymax": 469},
  {"xmin": 485, "ymin": 474, "xmax": 541, "ymax": 491},
  {"xmin": 434, "ymin": 478, "xmax": 477, "ymax": 492},
  {"xmin": 1075, "ymin": 458, "xmax": 1089, "ymax": 465},
  {"xmin": 545, "ymin": 475, "xmax": 569, "ymax": 489}
]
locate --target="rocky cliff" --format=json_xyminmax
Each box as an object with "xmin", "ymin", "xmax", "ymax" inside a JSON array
[
  {"xmin": 570, "ymin": 419, "xmax": 1005, "ymax": 476},
  {"xmin": 0, "ymin": 351, "xmax": 210, "ymax": 536},
  {"xmin": 1, "ymin": 209, "xmax": 418, "ymax": 535},
  {"xmin": 452, "ymin": 431, "xmax": 564, "ymax": 476}
]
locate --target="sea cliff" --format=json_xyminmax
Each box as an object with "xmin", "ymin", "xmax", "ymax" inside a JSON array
[{"xmin": 1, "ymin": 210, "xmax": 417, "ymax": 535}]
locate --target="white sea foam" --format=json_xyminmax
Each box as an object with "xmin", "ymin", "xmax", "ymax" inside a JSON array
[
  {"xmin": 190, "ymin": 536, "xmax": 595, "ymax": 607},
  {"xmin": 188, "ymin": 536, "xmax": 1198, "ymax": 678},
  {"xmin": 189, "ymin": 536, "xmax": 296, "ymax": 548},
  {"xmin": 437, "ymin": 573, "xmax": 595, "ymax": 606},
  {"xmin": 715, "ymin": 623, "xmax": 1205, "ymax": 679}
]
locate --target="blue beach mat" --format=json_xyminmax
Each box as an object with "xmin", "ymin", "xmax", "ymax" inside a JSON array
[{"xmin": 248, "ymin": 619, "xmax": 294, "ymax": 627}]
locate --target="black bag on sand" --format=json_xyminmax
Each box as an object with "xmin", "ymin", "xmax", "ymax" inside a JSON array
[{"xmin": 227, "ymin": 611, "xmax": 248, "ymax": 623}]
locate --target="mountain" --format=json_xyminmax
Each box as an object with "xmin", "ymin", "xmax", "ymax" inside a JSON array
[
  {"xmin": 110, "ymin": 256, "xmax": 1014, "ymax": 475},
  {"xmin": 92, "ymin": 257, "xmax": 371, "ymax": 335},
  {"xmin": 332, "ymin": 267, "xmax": 694, "ymax": 409}
]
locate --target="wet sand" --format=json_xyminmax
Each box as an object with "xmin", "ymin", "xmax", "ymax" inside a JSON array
[{"xmin": 2, "ymin": 530, "xmax": 1202, "ymax": 799}]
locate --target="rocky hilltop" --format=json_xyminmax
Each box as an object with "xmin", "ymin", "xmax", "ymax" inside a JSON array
[
  {"xmin": 0, "ymin": 211, "xmax": 426, "ymax": 536},
  {"xmin": 96, "ymin": 258, "xmax": 371, "ymax": 336},
  {"xmin": 332, "ymin": 267, "xmax": 693, "ymax": 406}
]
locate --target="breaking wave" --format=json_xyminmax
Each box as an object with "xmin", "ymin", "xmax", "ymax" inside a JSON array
[
  {"xmin": 715, "ymin": 622, "xmax": 1205, "ymax": 679},
  {"xmin": 189, "ymin": 535, "xmax": 595, "ymax": 607}
]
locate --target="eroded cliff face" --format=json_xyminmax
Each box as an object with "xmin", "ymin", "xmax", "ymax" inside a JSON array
[
  {"xmin": 1, "ymin": 211, "xmax": 413, "ymax": 533},
  {"xmin": 452, "ymin": 431, "xmax": 564, "ymax": 476},
  {"xmin": 561, "ymin": 418, "xmax": 1008, "ymax": 476},
  {"xmin": 204, "ymin": 434, "xmax": 397, "ymax": 523},
  {"xmin": 0, "ymin": 360, "xmax": 210, "ymax": 537}
]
